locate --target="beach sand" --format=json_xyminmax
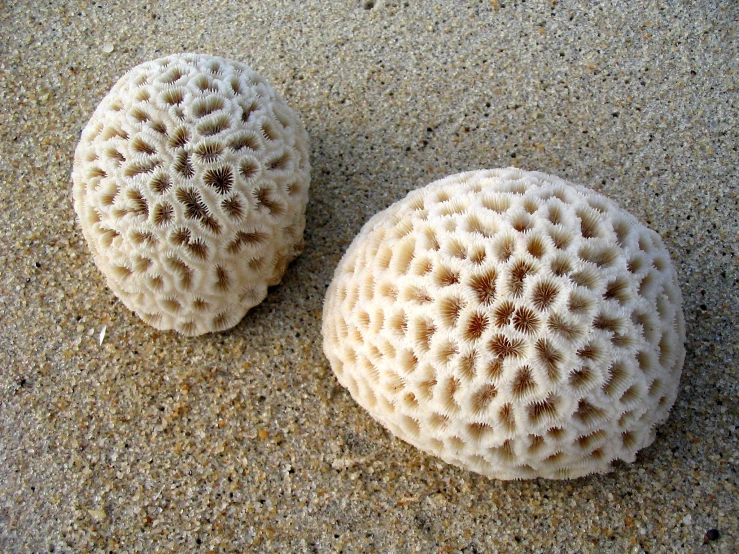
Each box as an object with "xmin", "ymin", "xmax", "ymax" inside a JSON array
[{"xmin": 0, "ymin": 1, "xmax": 736, "ymax": 551}]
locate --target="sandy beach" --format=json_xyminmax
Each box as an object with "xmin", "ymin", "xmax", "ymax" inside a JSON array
[{"xmin": 0, "ymin": 1, "xmax": 736, "ymax": 551}]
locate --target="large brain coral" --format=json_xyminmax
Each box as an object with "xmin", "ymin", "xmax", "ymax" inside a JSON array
[
  {"xmin": 322, "ymin": 168, "xmax": 685, "ymax": 479},
  {"xmin": 72, "ymin": 54, "xmax": 310, "ymax": 335}
]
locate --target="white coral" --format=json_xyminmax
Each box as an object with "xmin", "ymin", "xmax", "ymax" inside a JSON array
[
  {"xmin": 72, "ymin": 54, "xmax": 310, "ymax": 335},
  {"xmin": 322, "ymin": 168, "xmax": 685, "ymax": 479}
]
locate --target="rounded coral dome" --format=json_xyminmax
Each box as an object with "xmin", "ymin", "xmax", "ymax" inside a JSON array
[
  {"xmin": 322, "ymin": 168, "xmax": 685, "ymax": 479},
  {"xmin": 72, "ymin": 54, "xmax": 310, "ymax": 335}
]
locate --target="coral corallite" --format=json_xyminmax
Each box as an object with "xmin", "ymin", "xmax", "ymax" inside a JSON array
[
  {"xmin": 72, "ymin": 54, "xmax": 310, "ymax": 335},
  {"xmin": 322, "ymin": 168, "xmax": 685, "ymax": 479}
]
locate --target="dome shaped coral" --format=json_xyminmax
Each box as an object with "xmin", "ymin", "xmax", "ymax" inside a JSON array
[
  {"xmin": 322, "ymin": 168, "xmax": 685, "ymax": 479},
  {"xmin": 72, "ymin": 54, "xmax": 310, "ymax": 335}
]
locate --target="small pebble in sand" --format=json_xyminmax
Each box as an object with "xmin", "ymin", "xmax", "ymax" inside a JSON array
[{"xmin": 704, "ymin": 528, "xmax": 720, "ymax": 542}]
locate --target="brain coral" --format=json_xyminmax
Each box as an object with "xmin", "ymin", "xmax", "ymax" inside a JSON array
[
  {"xmin": 72, "ymin": 54, "xmax": 310, "ymax": 335},
  {"xmin": 322, "ymin": 168, "xmax": 685, "ymax": 479}
]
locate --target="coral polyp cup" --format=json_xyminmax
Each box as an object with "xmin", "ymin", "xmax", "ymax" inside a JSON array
[{"xmin": 322, "ymin": 168, "xmax": 685, "ymax": 479}]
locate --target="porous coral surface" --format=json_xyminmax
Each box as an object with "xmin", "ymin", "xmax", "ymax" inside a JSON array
[
  {"xmin": 72, "ymin": 54, "xmax": 310, "ymax": 335},
  {"xmin": 323, "ymin": 168, "xmax": 685, "ymax": 479}
]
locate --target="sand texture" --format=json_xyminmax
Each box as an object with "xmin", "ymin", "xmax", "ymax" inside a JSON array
[{"xmin": 0, "ymin": 1, "xmax": 737, "ymax": 552}]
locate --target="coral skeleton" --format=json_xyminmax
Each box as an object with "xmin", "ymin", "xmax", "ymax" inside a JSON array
[
  {"xmin": 72, "ymin": 54, "xmax": 310, "ymax": 335},
  {"xmin": 322, "ymin": 168, "xmax": 685, "ymax": 479}
]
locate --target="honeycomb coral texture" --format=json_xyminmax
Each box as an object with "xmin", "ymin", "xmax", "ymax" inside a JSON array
[
  {"xmin": 323, "ymin": 168, "xmax": 685, "ymax": 479},
  {"xmin": 72, "ymin": 54, "xmax": 310, "ymax": 335}
]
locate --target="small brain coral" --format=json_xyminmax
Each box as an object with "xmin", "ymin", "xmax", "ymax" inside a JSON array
[
  {"xmin": 322, "ymin": 168, "xmax": 685, "ymax": 479},
  {"xmin": 72, "ymin": 54, "xmax": 310, "ymax": 335}
]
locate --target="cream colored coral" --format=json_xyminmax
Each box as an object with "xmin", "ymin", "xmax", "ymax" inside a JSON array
[
  {"xmin": 72, "ymin": 54, "xmax": 310, "ymax": 335},
  {"xmin": 322, "ymin": 168, "xmax": 685, "ymax": 479}
]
